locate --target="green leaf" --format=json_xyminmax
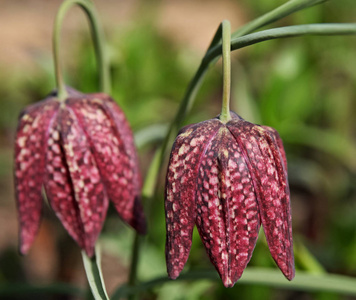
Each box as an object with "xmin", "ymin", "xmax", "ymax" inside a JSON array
[
  {"xmin": 82, "ymin": 245, "xmax": 109, "ymax": 300},
  {"xmin": 111, "ymin": 268, "xmax": 356, "ymax": 299}
]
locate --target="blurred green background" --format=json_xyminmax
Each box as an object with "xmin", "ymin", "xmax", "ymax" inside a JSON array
[{"xmin": 0, "ymin": 0, "xmax": 356, "ymax": 299}]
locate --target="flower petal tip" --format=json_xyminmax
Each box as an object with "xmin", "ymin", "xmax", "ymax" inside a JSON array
[
  {"xmin": 131, "ymin": 198, "xmax": 147, "ymax": 235},
  {"xmin": 83, "ymin": 245, "xmax": 95, "ymax": 258},
  {"xmin": 218, "ymin": 265, "xmax": 244, "ymax": 288},
  {"xmin": 19, "ymin": 243, "xmax": 30, "ymax": 256},
  {"xmin": 222, "ymin": 277, "xmax": 235, "ymax": 288},
  {"xmin": 167, "ymin": 270, "xmax": 179, "ymax": 280},
  {"xmin": 283, "ymin": 265, "xmax": 295, "ymax": 281}
]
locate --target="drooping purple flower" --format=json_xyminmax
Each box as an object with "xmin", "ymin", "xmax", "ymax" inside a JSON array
[
  {"xmin": 14, "ymin": 88, "xmax": 146, "ymax": 257},
  {"xmin": 165, "ymin": 112, "xmax": 294, "ymax": 287}
]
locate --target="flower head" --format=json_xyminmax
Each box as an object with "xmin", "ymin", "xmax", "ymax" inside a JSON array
[
  {"xmin": 15, "ymin": 88, "xmax": 146, "ymax": 257},
  {"xmin": 165, "ymin": 112, "xmax": 294, "ymax": 287}
]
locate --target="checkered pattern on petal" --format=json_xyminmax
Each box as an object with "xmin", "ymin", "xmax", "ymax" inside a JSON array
[
  {"xmin": 227, "ymin": 119, "xmax": 294, "ymax": 280},
  {"xmin": 196, "ymin": 127, "xmax": 260, "ymax": 287},
  {"xmin": 66, "ymin": 95, "xmax": 146, "ymax": 234},
  {"xmin": 165, "ymin": 119, "xmax": 222, "ymax": 279},
  {"xmin": 14, "ymin": 98, "xmax": 59, "ymax": 254},
  {"xmin": 98, "ymin": 95, "xmax": 146, "ymax": 234},
  {"xmin": 44, "ymin": 106, "xmax": 109, "ymax": 257},
  {"xmin": 261, "ymin": 125, "xmax": 288, "ymax": 174}
]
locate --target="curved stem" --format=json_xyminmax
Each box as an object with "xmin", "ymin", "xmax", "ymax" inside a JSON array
[
  {"xmin": 128, "ymin": 233, "xmax": 141, "ymax": 299},
  {"xmin": 220, "ymin": 20, "xmax": 232, "ymax": 123},
  {"xmin": 53, "ymin": 0, "xmax": 111, "ymax": 101}
]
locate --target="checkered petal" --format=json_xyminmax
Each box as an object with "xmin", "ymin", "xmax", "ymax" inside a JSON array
[
  {"xmin": 14, "ymin": 98, "xmax": 59, "ymax": 255},
  {"xmin": 165, "ymin": 119, "xmax": 222, "ymax": 279},
  {"xmin": 44, "ymin": 106, "xmax": 109, "ymax": 257},
  {"xmin": 227, "ymin": 119, "xmax": 295, "ymax": 280},
  {"xmin": 66, "ymin": 95, "xmax": 146, "ymax": 234},
  {"xmin": 262, "ymin": 126, "xmax": 288, "ymax": 173},
  {"xmin": 195, "ymin": 127, "xmax": 260, "ymax": 287}
]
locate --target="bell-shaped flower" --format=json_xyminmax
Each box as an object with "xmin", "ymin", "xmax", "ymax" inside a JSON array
[
  {"xmin": 14, "ymin": 88, "xmax": 146, "ymax": 257},
  {"xmin": 165, "ymin": 112, "xmax": 294, "ymax": 287}
]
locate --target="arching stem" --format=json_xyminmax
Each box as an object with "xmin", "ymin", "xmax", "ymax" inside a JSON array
[
  {"xmin": 220, "ymin": 20, "xmax": 232, "ymax": 123},
  {"xmin": 53, "ymin": 0, "xmax": 111, "ymax": 101}
]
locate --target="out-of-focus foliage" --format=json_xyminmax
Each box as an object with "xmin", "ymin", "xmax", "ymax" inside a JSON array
[{"xmin": 0, "ymin": 0, "xmax": 355, "ymax": 299}]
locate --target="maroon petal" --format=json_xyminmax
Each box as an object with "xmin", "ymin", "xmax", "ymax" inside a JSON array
[
  {"xmin": 44, "ymin": 106, "xmax": 109, "ymax": 257},
  {"xmin": 14, "ymin": 98, "xmax": 59, "ymax": 254},
  {"xmin": 67, "ymin": 94, "xmax": 146, "ymax": 234},
  {"xmin": 261, "ymin": 125, "xmax": 288, "ymax": 173},
  {"xmin": 227, "ymin": 119, "xmax": 295, "ymax": 280},
  {"xmin": 101, "ymin": 95, "xmax": 146, "ymax": 233},
  {"xmin": 195, "ymin": 126, "xmax": 260, "ymax": 287},
  {"xmin": 165, "ymin": 119, "xmax": 221, "ymax": 279}
]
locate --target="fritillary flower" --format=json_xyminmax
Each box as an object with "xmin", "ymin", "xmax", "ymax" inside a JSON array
[
  {"xmin": 14, "ymin": 88, "xmax": 146, "ymax": 257},
  {"xmin": 165, "ymin": 112, "xmax": 294, "ymax": 287}
]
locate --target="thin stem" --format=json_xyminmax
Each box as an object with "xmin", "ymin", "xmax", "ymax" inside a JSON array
[
  {"xmin": 128, "ymin": 234, "xmax": 141, "ymax": 300},
  {"xmin": 81, "ymin": 245, "xmax": 109, "ymax": 300},
  {"xmin": 220, "ymin": 20, "xmax": 232, "ymax": 123},
  {"xmin": 53, "ymin": 0, "xmax": 111, "ymax": 101}
]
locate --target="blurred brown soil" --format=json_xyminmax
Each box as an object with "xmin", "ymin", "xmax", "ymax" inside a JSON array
[{"xmin": 0, "ymin": 0, "xmax": 247, "ymax": 70}]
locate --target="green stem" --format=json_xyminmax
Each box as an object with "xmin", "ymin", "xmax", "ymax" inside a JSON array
[
  {"xmin": 128, "ymin": 234, "xmax": 141, "ymax": 293},
  {"xmin": 82, "ymin": 245, "xmax": 109, "ymax": 300},
  {"xmin": 220, "ymin": 20, "xmax": 232, "ymax": 123},
  {"xmin": 112, "ymin": 268, "xmax": 356, "ymax": 299},
  {"xmin": 53, "ymin": 0, "xmax": 111, "ymax": 100},
  {"xmin": 126, "ymin": 149, "xmax": 163, "ymax": 298}
]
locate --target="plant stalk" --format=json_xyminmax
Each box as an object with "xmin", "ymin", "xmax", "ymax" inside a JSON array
[
  {"xmin": 53, "ymin": 0, "xmax": 111, "ymax": 101},
  {"xmin": 220, "ymin": 20, "xmax": 232, "ymax": 123}
]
